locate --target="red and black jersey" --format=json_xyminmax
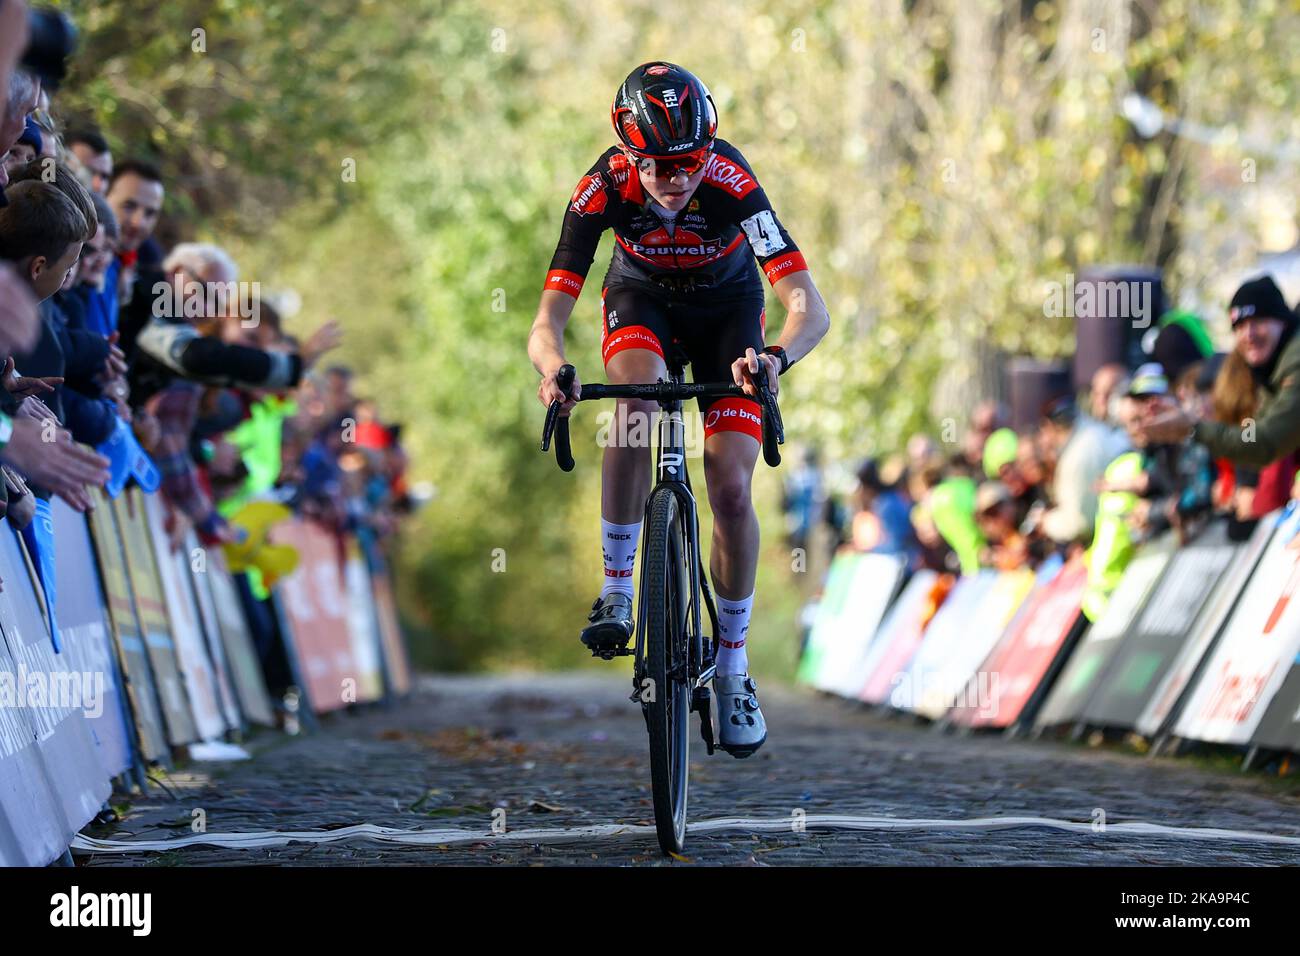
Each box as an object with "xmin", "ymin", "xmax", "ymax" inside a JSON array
[{"xmin": 544, "ymin": 139, "xmax": 807, "ymax": 300}]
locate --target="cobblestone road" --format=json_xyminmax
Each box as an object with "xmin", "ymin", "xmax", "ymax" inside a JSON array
[{"xmin": 79, "ymin": 673, "xmax": 1300, "ymax": 866}]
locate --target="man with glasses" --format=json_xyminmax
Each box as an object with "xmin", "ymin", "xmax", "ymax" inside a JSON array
[{"xmin": 527, "ymin": 61, "xmax": 831, "ymax": 757}]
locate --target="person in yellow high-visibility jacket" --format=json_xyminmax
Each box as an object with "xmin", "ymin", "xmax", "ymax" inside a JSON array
[
  {"xmin": 1082, "ymin": 364, "xmax": 1174, "ymax": 621},
  {"xmin": 1082, "ymin": 451, "xmax": 1142, "ymax": 621}
]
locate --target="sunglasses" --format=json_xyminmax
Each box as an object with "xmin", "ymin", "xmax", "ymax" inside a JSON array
[{"xmin": 628, "ymin": 148, "xmax": 711, "ymax": 179}]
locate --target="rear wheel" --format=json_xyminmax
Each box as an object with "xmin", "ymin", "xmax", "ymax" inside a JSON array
[{"xmin": 642, "ymin": 485, "xmax": 691, "ymax": 854}]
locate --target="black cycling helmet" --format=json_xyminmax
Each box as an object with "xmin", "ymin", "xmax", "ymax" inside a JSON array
[{"xmin": 611, "ymin": 61, "xmax": 717, "ymax": 159}]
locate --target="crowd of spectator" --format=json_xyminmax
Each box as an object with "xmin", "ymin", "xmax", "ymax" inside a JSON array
[
  {"xmin": 0, "ymin": 1, "xmax": 412, "ymax": 696},
  {"xmin": 791, "ymin": 273, "xmax": 1300, "ymax": 623}
]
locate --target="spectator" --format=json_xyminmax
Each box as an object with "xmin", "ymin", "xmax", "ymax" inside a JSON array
[
  {"xmin": 981, "ymin": 427, "xmax": 1048, "ymax": 524},
  {"xmin": 1039, "ymin": 396, "xmax": 1130, "ymax": 548},
  {"xmin": 0, "ymin": 176, "xmax": 90, "ymax": 301},
  {"xmin": 1150, "ymin": 308, "xmax": 1213, "ymax": 384},
  {"xmin": 1140, "ymin": 276, "xmax": 1300, "ymax": 482},
  {"xmin": 925, "ymin": 459, "xmax": 985, "ymax": 576},
  {"xmin": 975, "ymin": 481, "xmax": 1030, "ymax": 571},
  {"xmin": 1089, "ymin": 362, "xmax": 1128, "ymax": 426},
  {"xmin": 848, "ymin": 458, "xmax": 917, "ymax": 559},
  {"xmin": 71, "ymin": 192, "xmax": 119, "ymax": 336},
  {"xmin": 781, "ymin": 446, "xmax": 823, "ymax": 553},
  {"xmin": 963, "ymin": 399, "xmax": 1007, "ymax": 471},
  {"xmin": 0, "ymin": 175, "xmax": 110, "ymax": 506},
  {"xmin": 0, "ymin": 66, "xmax": 38, "ymax": 193},
  {"xmin": 0, "ymin": 1, "xmax": 29, "ymax": 120},
  {"xmin": 1082, "ymin": 365, "xmax": 1172, "ymax": 621},
  {"xmin": 66, "ymin": 127, "xmax": 112, "ymax": 194},
  {"xmin": 1, "ymin": 115, "xmax": 39, "ymax": 174},
  {"xmin": 122, "ymin": 241, "xmax": 341, "ymax": 408},
  {"xmin": 104, "ymin": 157, "xmax": 164, "ymax": 312}
]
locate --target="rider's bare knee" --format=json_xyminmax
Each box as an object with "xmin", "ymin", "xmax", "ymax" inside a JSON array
[{"xmin": 707, "ymin": 474, "xmax": 753, "ymax": 524}]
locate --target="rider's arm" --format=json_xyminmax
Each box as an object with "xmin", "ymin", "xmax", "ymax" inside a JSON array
[
  {"xmin": 715, "ymin": 144, "xmax": 829, "ymax": 371},
  {"xmin": 769, "ymin": 270, "xmax": 831, "ymax": 370},
  {"xmin": 529, "ymin": 154, "xmax": 616, "ymax": 403},
  {"xmin": 528, "ymin": 289, "xmax": 578, "ymax": 377}
]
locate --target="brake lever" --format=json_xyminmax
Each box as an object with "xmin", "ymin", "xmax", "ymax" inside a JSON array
[
  {"xmin": 540, "ymin": 364, "xmax": 576, "ymax": 471},
  {"xmin": 750, "ymin": 366, "xmax": 784, "ymax": 467}
]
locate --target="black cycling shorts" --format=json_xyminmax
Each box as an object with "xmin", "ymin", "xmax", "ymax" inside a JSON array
[{"xmin": 598, "ymin": 283, "xmax": 766, "ymax": 442}]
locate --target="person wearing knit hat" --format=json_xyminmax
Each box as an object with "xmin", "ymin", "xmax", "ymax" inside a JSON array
[{"xmin": 1138, "ymin": 274, "xmax": 1300, "ymax": 470}]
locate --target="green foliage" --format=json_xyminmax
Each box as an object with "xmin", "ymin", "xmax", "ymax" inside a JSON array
[{"xmin": 59, "ymin": 0, "xmax": 1300, "ymax": 674}]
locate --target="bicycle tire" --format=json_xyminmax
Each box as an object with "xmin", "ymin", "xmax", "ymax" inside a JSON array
[{"xmin": 642, "ymin": 485, "xmax": 691, "ymax": 854}]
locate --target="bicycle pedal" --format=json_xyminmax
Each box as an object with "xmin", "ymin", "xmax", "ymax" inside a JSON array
[
  {"xmin": 588, "ymin": 643, "xmax": 633, "ymax": 660},
  {"xmin": 692, "ymin": 687, "xmax": 715, "ymax": 755}
]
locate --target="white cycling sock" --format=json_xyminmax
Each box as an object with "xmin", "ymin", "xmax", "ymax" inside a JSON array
[
  {"xmin": 715, "ymin": 592, "xmax": 754, "ymax": 676},
  {"xmin": 600, "ymin": 519, "xmax": 642, "ymax": 599}
]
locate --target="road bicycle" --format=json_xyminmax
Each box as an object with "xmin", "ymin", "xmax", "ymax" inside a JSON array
[{"xmin": 540, "ymin": 346, "xmax": 783, "ymax": 854}]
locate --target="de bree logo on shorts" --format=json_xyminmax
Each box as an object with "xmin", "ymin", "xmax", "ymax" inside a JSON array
[
  {"xmin": 706, "ymin": 404, "xmax": 761, "ymax": 430},
  {"xmin": 571, "ymin": 172, "xmax": 608, "ymax": 216}
]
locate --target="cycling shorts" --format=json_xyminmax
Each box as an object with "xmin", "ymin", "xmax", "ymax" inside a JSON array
[{"xmin": 599, "ymin": 283, "xmax": 766, "ymax": 443}]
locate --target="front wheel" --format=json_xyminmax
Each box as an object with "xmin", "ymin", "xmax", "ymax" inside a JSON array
[{"xmin": 642, "ymin": 485, "xmax": 691, "ymax": 855}]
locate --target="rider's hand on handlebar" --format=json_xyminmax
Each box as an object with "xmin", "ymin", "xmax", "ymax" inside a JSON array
[
  {"xmin": 732, "ymin": 348, "xmax": 779, "ymax": 399},
  {"xmin": 538, "ymin": 363, "xmax": 582, "ymax": 415}
]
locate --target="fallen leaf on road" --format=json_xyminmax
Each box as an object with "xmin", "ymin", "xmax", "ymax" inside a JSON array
[{"xmin": 528, "ymin": 800, "xmax": 569, "ymax": 813}]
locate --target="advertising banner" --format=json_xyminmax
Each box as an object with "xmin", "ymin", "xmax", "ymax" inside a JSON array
[
  {"xmin": 0, "ymin": 522, "xmax": 109, "ymax": 843},
  {"xmin": 1249, "ymin": 652, "xmax": 1300, "ymax": 753},
  {"xmin": 1035, "ymin": 534, "xmax": 1176, "ymax": 730},
  {"xmin": 181, "ymin": 531, "xmax": 243, "ymax": 732},
  {"xmin": 0, "ymin": 622, "xmax": 69, "ymax": 866},
  {"xmin": 798, "ymin": 552, "xmax": 905, "ymax": 696},
  {"xmin": 48, "ymin": 498, "xmax": 133, "ymax": 780},
  {"xmin": 891, "ymin": 572, "xmax": 995, "ymax": 713},
  {"xmin": 1084, "ymin": 522, "xmax": 1240, "ymax": 732},
  {"xmin": 369, "ymin": 564, "xmax": 412, "ymax": 697},
  {"xmin": 344, "ymin": 539, "xmax": 385, "ymax": 704},
  {"xmin": 901, "ymin": 568, "xmax": 1036, "ymax": 720},
  {"xmin": 949, "ymin": 556, "xmax": 1087, "ymax": 729},
  {"xmin": 202, "ymin": 550, "xmax": 276, "ymax": 726},
  {"xmin": 86, "ymin": 490, "xmax": 169, "ymax": 762},
  {"xmin": 272, "ymin": 520, "xmax": 357, "ymax": 713},
  {"xmin": 1136, "ymin": 515, "xmax": 1275, "ymax": 739},
  {"xmin": 112, "ymin": 492, "xmax": 198, "ymax": 746},
  {"xmin": 1173, "ymin": 507, "xmax": 1300, "ymax": 745},
  {"xmin": 140, "ymin": 493, "xmax": 228, "ymax": 741},
  {"xmin": 859, "ymin": 570, "xmax": 948, "ymax": 705}
]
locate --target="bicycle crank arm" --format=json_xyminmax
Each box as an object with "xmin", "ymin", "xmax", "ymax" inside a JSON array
[{"xmin": 692, "ymin": 686, "xmax": 716, "ymax": 756}]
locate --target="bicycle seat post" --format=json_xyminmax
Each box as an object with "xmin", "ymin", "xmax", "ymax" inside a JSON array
[{"xmin": 665, "ymin": 342, "xmax": 690, "ymax": 387}]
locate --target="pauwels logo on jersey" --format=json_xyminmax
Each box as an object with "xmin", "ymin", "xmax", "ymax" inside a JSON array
[
  {"xmin": 627, "ymin": 226, "xmax": 725, "ymax": 267},
  {"xmin": 703, "ymin": 153, "xmax": 757, "ymax": 198},
  {"xmin": 570, "ymin": 172, "xmax": 608, "ymax": 216}
]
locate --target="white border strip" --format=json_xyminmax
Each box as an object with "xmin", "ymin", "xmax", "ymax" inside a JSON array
[{"xmin": 71, "ymin": 814, "xmax": 1300, "ymax": 854}]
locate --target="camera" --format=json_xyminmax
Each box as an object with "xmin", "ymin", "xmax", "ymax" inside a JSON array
[{"xmin": 21, "ymin": 5, "xmax": 77, "ymax": 91}]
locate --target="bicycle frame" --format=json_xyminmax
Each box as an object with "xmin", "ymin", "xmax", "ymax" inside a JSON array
[{"xmin": 629, "ymin": 364, "xmax": 720, "ymax": 704}]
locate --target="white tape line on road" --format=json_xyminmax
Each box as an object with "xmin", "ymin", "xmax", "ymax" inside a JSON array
[{"xmin": 71, "ymin": 814, "xmax": 1300, "ymax": 854}]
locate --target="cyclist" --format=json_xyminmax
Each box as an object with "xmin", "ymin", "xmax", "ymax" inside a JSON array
[{"xmin": 528, "ymin": 62, "xmax": 830, "ymax": 756}]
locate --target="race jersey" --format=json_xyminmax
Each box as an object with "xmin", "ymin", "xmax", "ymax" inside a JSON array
[{"xmin": 544, "ymin": 139, "xmax": 807, "ymax": 300}]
